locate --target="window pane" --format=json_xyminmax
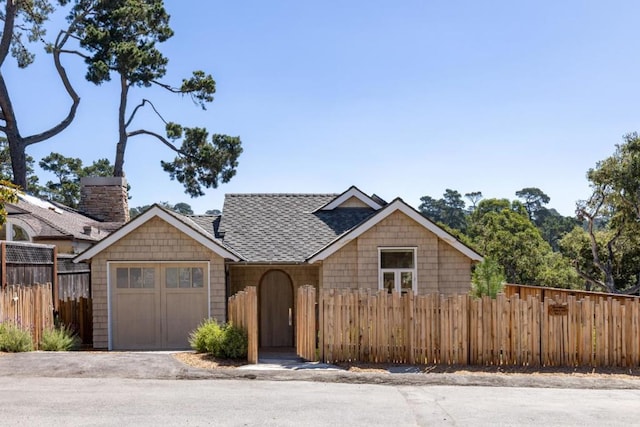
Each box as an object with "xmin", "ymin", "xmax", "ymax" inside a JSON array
[
  {"xmin": 12, "ymin": 225, "xmax": 29, "ymax": 241},
  {"xmin": 381, "ymin": 250, "xmax": 414, "ymax": 268},
  {"xmin": 383, "ymin": 272, "xmax": 395, "ymax": 293},
  {"xmin": 179, "ymin": 268, "xmax": 191, "ymax": 288},
  {"xmin": 143, "ymin": 268, "xmax": 155, "ymax": 288},
  {"xmin": 166, "ymin": 268, "xmax": 178, "ymax": 288},
  {"xmin": 116, "ymin": 268, "xmax": 129, "ymax": 288},
  {"xmin": 401, "ymin": 272, "xmax": 413, "ymax": 292},
  {"xmin": 192, "ymin": 267, "xmax": 204, "ymax": 288},
  {"xmin": 130, "ymin": 268, "xmax": 143, "ymax": 288}
]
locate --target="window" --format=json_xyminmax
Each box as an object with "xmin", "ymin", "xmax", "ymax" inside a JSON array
[
  {"xmin": 379, "ymin": 248, "xmax": 417, "ymax": 294},
  {"xmin": 116, "ymin": 267, "xmax": 155, "ymax": 289},
  {"xmin": 0, "ymin": 222, "xmax": 30, "ymax": 242},
  {"xmin": 165, "ymin": 267, "xmax": 204, "ymax": 288}
]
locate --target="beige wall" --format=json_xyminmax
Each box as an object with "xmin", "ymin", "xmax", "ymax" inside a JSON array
[
  {"xmin": 90, "ymin": 216, "xmax": 226, "ymax": 349},
  {"xmin": 228, "ymin": 264, "xmax": 319, "ymax": 296},
  {"xmin": 319, "ymin": 210, "xmax": 473, "ymax": 295}
]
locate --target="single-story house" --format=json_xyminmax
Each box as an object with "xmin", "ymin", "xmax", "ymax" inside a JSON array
[{"xmin": 75, "ymin": 183, "xmax": 483, "ymax": 350}]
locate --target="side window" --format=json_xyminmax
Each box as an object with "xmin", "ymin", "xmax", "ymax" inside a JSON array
[{"xmin": 379, "ymin": 248, "xmax": 417, "ymax": 294}]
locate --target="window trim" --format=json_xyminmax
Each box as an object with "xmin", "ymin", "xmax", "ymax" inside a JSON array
[{"xmin": 378, "ymin": 247, "xmax": 417, "ymax": 294}]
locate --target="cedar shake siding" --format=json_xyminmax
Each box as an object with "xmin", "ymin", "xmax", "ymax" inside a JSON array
[
  {"xmin": 90, "ymin": 216, "xmax": 226, "ymax": 349},
  {"xmin": 318, "ymin": 210, "xmax": 470, "ymax": 295}
]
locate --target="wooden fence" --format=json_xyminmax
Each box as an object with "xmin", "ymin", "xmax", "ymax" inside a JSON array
[
  {"xmin": 0, "ymin": 283, "xmax": 54, "ymax": 349},
  {"xmin": 296, "ymin": 285, "xmax": 317, "ymax": 361},
  {"xmin": 298, "ymin": 288, "xmax": 640, "ymax": 367},
  {"xmin": 504, "ymin": 283, "xmax": 638, "ymax": 305},
  {"xmin": 228, "ymin": 286, "xmax": 258, "ymax": 363},
  {"xmin": 58, "ymin": 297, "xmax": 93, "ymax": 346}
]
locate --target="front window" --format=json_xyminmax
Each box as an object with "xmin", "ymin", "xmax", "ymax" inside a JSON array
[
  {"xmin": 379, "ymin": 248, "xmax": 417, "ymax": 294},
  {"xmin": 0, "ymin": 222, "xmax": 31, "ymax": 242}
]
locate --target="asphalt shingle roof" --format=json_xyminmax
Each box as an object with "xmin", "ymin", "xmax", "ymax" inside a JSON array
[
  {"xmin": 8, "ymin": 196, "xmax": 121, "ymax": 241},
  {"xmin": 218, "ymin": 193, "xmax": 377, "ymax": 262}
]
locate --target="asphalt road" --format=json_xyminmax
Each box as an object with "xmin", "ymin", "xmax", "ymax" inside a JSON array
[{"xmin": 1, "ymin": 377, "xmax": 640, "ymax": 426}]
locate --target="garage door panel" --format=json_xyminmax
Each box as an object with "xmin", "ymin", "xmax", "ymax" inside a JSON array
[
  {"xmin": 164, "ymin": 291, "xmax": 208, "ymax": 349},
  {"xmin": 113, "ymin": 292, "xmax": 160, "ymax": 350},
  {"xmin": 111, "ymin": 263, "xmax": 209, "ymax": 350}
]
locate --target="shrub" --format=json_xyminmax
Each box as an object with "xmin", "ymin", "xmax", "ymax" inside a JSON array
[
  {"xmin": 471, "ymin": 258, "xmax": 506, "ymax": 298},
  {"xmin": 40, "ymin": 325, "xmax": 81, "ymax": 351},
  {"xmin": 189, "ymin": 319, "xmax": 247, "ymax": 359},
  {"xmin": 0, "ymin": 323, "xmax": 34, "ymax": 352}
]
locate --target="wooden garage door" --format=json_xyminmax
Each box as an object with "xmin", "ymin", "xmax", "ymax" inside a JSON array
[{"xmin": 111, "ymin": 263, "xmax": 208, "ymax": 350}]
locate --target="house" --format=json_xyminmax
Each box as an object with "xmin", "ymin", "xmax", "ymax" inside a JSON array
[
  {"xmin": 75, "ymin": 185, "xmax": 483, "ymax": 350},
  {"xmin": 2, "ymin": 177, "xmax": 127, "ymax": 254}
]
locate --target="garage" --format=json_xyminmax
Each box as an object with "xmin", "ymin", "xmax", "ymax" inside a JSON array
[{"xmin": 109, "ymin": 262, "xmax": 209, "ymax": 350}]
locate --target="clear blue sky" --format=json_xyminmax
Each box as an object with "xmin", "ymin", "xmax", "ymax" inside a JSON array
[{"xmin": 7, "ymin": 1, "xmax": 640, "ymax": 215}]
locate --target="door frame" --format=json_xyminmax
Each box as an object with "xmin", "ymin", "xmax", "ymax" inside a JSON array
[
  {"xmin": 106, "ymin": 260, "xmax": 211, "ymax": 350},
  {"xmin": 258, "ymin": 269, "xmax": 294, "ymax": 348}
]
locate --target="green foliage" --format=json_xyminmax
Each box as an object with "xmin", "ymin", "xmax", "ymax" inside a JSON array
[
  {"xmin": 515, "ymin": 187, "xmax": 550, "ymax": 221},
  {"xmin": 161, "ymin": 129, "xmax": 243, "ymax": 197},
  {"xmin": 189, "ymin": 319, "xmax": 248, "ymax": 359},
  {"xmin": 0, "ymin": 323, "xmax": 34, "ymax": 352},
  {"xmin": 419, "ymin": 189, "xmax": 469, "ymax": 232},
  {"xmin": 0, "ymin": 180, "xmax": 19, "ymax": 226},
  {"xmin": 573, "ymin": 132, "xmax": 640, "ymax": 293},
  {"xmin": 129, "ymin": 201, "xmax": 194, "ymax": 219},
  {"xmin": 39, "ymin": 325, "xmax": 81, "ymax": 351},
  {"xmin": 470, "ymin": 258, "xmax": 505, "ymax": 298},
  {"xmin": 0, "ymin": 138, "xmax": 40, "ymax": 194},
  {"xmin": 39, "ymin": 154, "xmax": 115, "ymax": 207}
]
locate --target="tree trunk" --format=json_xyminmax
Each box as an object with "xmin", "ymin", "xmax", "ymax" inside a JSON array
[
  {"xmin": 113, "ymin": 76, "xmax": 129, "ymax": 177},
  {"xmin": 7, "ymin": 134, "xmax": 26, "ymax": 189}
]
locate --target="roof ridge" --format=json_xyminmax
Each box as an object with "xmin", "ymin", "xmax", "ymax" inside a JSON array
[{"xmin": 225, "ymin": 193, "xmax": 339, "ymax": 197}]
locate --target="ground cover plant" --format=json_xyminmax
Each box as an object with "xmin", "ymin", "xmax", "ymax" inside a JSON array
[
  {"xmin": 39, "ymin": 325, "xmax": 81, "ymax": 351},
  {"xmin": 0, "ymin": 323, "xmax": 33, "ymax": 352}
]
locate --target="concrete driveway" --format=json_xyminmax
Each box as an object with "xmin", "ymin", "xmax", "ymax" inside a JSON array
[{"xmin": 2, "ymin": 351, "xmax": 640, "ymax": 390}]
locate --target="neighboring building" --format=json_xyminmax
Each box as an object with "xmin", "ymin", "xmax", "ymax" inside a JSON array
[
  {"xmin": 76, "ymin": 186, "xmax": 483, "ymax": 351},
  {"xmin": 3, "ymin": 177, "xmax": 127, "ymax": 254}
]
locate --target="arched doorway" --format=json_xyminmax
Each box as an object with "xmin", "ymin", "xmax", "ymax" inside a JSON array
[{"xmin": 259, "ymin": 270, "xmax": 294, "ymax": 348}]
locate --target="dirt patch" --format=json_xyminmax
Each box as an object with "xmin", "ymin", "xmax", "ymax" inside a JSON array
[
  {"xmin": 334, "ymin": 362, "xmax": 640, "ymax": 379},
  {"xmin": 173, "ymin": 352, "xmax": 246, "ymax": 369}
]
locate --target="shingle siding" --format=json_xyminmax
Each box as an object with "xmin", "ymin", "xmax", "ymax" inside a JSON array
[
  {"xmin": 319, "ymin": 211, "xmax": 470, "ymax": 295},
  {"xmin": 91, "ymin": 216, "xmax": 226, "ymax": 349}
]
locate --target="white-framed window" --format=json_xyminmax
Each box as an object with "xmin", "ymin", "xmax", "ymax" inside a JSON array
[
  {"xmin": 0, "ymin": 221, "xmax": 31, "ymax": 242},
  {"xmin": 378, "ymin": 247, "xmax": 417, "ymax": 294}
]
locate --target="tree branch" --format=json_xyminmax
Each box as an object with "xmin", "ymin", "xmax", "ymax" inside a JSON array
[
  {"xmin": 573, "ymin": 263, "xmax": 606, "ymax": 291},
  {"xmin": 127, "ymin": 129, "xmax": 186, "ymax": 155},
  {"xmin": 125, "ymin": 99, "xmax": 168, "ymax": 129}
]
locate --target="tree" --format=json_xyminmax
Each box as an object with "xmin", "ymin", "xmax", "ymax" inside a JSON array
[
  {"xmin": 464, "ymin": 191, "xmax": 483, "ymax": 211},
  {"xmin": 470, "ymin": 258, "xmax": 505, "ymax": 298},
  {"xmin": 39, "ymin": 153, "xmax": 115, "ymax": 207},
  {"xmin": 0, "ymin": 0, "xmax": 85, "ymax": 189},
  {"xmin": 570, "ymin": 133, "xmax": 640, "ymax": 294},
  {"xmin": 419, "ymin": 189, "xmax": 467, "ymax": 232},
  {"xmin": 205, "ymin": 209, "xmax": 221, "ymax": 215},
  {"xmin": 534, "ymin": 207, "xmax": 580, "ymax": 251},
  {"xmin": 172, "ymin": 202, "xmax": 193, "ymax": 215},
  {"xmin": 68, "ymin": 0, "xmax": 242, "ymax": 197},
  {"xmin": 515, "ymin": 187, "xmax": 550, "ymax": 221}
]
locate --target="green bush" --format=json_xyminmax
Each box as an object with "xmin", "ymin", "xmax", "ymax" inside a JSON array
[
  {"xmin": 189, "ymin": 319, "xmax": 247, "ymax": 359},
  {"xmin": 0, "ymin": 323, "xmax": 34, "ymax": 352},
  {"xmin": 40, "ymin": 325, "xmax": 81, "ymax": 351}
]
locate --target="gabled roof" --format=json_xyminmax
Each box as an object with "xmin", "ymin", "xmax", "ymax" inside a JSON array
[
  {"xmin": 7, "ymin": 192, "xmax": 120, "ymax": 242},
  {"xmin": 314, "ymin": 185, "xmax": 384, "ymax": 211},
  {"xmin": 306, "ymin": 198, "xmax": 483, "ymax": 263},
  {"xmin": 218, "ymin": 193, "xmax": 377, "ymax": 262},
  {"xmin": 74, "ymin": 205, "xmax": 241, "ymax": 262}
]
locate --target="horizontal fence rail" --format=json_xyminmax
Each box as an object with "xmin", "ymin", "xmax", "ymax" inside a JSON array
[{"xmin": 303, "ymin": 289, "xmax": 640, "ymax": 368}]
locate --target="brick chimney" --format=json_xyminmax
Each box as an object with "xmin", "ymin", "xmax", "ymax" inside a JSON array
[{"xmin": 79, "ymin": 177, "xmax": 130, "ymax": 223}]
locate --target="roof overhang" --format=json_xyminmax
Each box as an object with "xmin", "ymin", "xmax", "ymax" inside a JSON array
[
  {"xmin": 74, "ymin": 205, "xmax": 241, "ymax": 262},
  {"xmin": 307, "ymin": 198, "xmax": 483, "ymax": 263}
]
